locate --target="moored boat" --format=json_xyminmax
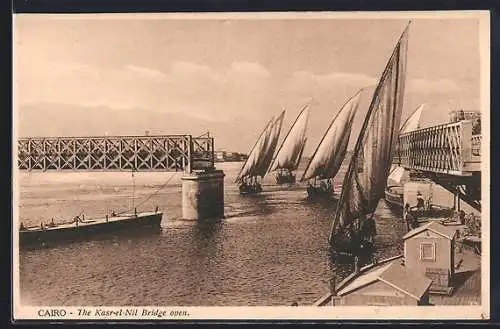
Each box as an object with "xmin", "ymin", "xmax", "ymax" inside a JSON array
[
  {"xmin": 385, "ymin": 185, "xmax": 405, "ymax": 208},
  {"xmin": 19, "ymin": 209, "xmax": 163, "ymax": 248},
  {"xmin": 384, "ymin": 104, "xmax": 425, "ymax": 209}
]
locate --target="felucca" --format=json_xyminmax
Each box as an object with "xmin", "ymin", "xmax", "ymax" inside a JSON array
[
  {"xmin": 235, "ymin": 111, "xmax": 285, "ymax": 194},
  {"xmin": 385, "ymin": 103, "xmax": 425, "ymax": 209},
  {"xmin": 328, "ymin": 23, "xmax": 410, "ymax": 254},
  {"xmin": 400, "ymin": 103, "xmax": 424, "ymax": 134},
  {"xmin": 268, "ymin": 103, "xmax": 310, "ymax": 185},
  {"xmin": 300, "ymin": 90, "xmax": 362, "ymax": 199}
]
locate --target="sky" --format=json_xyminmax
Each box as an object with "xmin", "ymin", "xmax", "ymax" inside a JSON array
[{"xmin": 14, "ymin": 13, "xmax": 483, "ymax": 154}]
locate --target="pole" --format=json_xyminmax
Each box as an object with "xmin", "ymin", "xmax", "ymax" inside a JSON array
[{"xmin": 131, "ymin": 168, "xmax": 135, "ymax": 212}]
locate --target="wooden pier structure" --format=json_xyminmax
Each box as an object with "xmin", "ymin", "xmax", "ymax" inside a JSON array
[
  {"xmin": 17, "ymin": 134, "xmax": 215, "ymax": 173},
  {"xmin": 397, "ymin": 119, "xmax": 482, "ymax": 211}
]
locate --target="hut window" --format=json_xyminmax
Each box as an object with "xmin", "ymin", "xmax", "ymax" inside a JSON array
[{"xmin": 420, "ymin": 242, "xmax": 436, "ymax": 261}]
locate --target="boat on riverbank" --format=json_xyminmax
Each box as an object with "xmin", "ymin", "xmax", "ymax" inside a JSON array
[
  {"xmin": 19, "ymin": 209, "xmax": 163, "ymax": 248},
  {"xmin": 385, "ymin": 176, "xmax": 455, "ymax": 221},
  {"xmin": 385, "ymin": 185, "xmax": 405, "ymax": 208}
]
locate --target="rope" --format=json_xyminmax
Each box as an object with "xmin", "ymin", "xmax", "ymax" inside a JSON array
[
  {"xmin": 114, "ymin": 172, "xmax": 177, "ymax": 216},
  {"xmin": 58, "ymin": 209, "xmax": 85, "ymax": 225},
  {"xmin": 50, "ymin": 172, "xmax": 176, "ymax": 224}
]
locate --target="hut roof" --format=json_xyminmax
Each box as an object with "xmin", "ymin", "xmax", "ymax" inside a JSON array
[
  {"xmin": 402, "ymin": 222, "xmax": 457, "ymax": 241},
  {"xmin": 337, "ymin": 262, "xmax": 432, "ymax": 301}
]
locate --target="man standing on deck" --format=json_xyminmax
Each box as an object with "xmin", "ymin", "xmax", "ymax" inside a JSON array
[
  {"xmin": 404, "ymin": 203, "xmax": 414, "ymax": 231},
  {"xmin": 360, "ymin": 215, "xmax": 376, "ymax": 244},
  {"xmin": 416, "ymin": 191, "xmax": 425, "ymax": 211},
  {"xmin": 320, "ymin": 180, "xmax": 327, "ymax": 193},
  {"xmin": 458, "ymin": 109, "xmax": 466, "ymax": 121}
]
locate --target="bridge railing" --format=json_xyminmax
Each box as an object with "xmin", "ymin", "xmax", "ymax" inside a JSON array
[
  {"xmin": 17, "ymin": 135, "xmax": 215, "ymax": 172},
  {"xmin": 471, "ymin": 134, "xmax": 482, "ymax": 157},
  {"xmin": 397, "ymin": 120, "xmax": 480, "ymax": 176}
]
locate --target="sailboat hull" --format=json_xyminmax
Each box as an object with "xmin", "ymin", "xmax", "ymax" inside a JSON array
[
  {"xmin": 306, "ymin": 185, "xmax": 335, "ymax": 200},
  {"xmin": 330, "ymin": 235, "xmax": 375, "ymax": 256},
  {"xmin": 239, "ymin": 183, "xmax": 263, "ymax": 195},
  {"xmin": 275, "ymin": 173, "xmax": 296, "ymax": 185},
  {"xmin": 384, "ymin": 185, "xmax": 404, "ymax": 209}
]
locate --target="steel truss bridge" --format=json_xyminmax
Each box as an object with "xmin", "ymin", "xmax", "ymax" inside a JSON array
[
  {"xmin": 17, "ymin": 134, "xmax": 215, "ymax": 173},
  {"xmin": 16, "ymin": 120, "xmax": 483, "ymax": 212},
  {"xmin": 397, "ymin": 119, "xmax": 482, "ymax": 212}
]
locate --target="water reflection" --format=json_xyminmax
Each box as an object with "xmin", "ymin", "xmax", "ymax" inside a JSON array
[{"xmin": 19, "ymin": 163, "xmax": 408, "ymax": 306}]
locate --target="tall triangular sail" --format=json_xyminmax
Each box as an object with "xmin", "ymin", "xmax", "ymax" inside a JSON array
[
  {"xmin": 300, "ymin": 90, "xmax": 362, "ymax": 182},
  {"xmin": 235, "ymin": 116, "xmax": 275, "ymax": 183},
  {"xmin": 400, "ymin": 104, "xmax": 424, "ymax": 133},
  {"xmin": 269, "ymin": 105, "xmax": 310, "ymax": 173},
  {"xmin": 256, "ymin": 111, "xmax": 285, "ymax": 177},
  {"xmin": 395, "ymin": 103, "xmax": 424, "ymax": 166},
  {"xmin": 329, "ymin": 23, "xmax": 409, "ymax": 244}
]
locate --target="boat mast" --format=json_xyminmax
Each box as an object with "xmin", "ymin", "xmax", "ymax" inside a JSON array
[
  {"xmin": 269, "ymin": 102, "xmax": 310, "ymax": 173},
  {"xmin": 131, "ymin": 167, "xmax": 136, "ymax": 213},
  {"xmin": 235, "ymin": 116, "xmax": 275, "ymax": 183},
  {"xmin": 300, "ymin": 89, "xmax": 363, "ymax": 182},
  {"xmin": 259, "ymin": 111, "xmax": 285, "ymax": 175},
  {"xmin": 328, "ymin": 22, "xmax": 410, "ymax": 243}
]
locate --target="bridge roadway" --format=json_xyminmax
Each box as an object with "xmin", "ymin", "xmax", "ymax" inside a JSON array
[
  {"xmin": 397, "ymin": 119, "xmax": 482, "ymax": 212},
  {"xmin": 17, "ymin": 134, "xmax": 215, "ymax": 173}
]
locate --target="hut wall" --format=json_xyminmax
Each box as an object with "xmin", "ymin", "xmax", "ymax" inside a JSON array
[{"xmin": 404, "ymin": 231, "xmax": 452, "ymax": 289}]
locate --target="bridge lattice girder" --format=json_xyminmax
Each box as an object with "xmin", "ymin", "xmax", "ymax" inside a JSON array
[
  {"xmin": 17, "ymin": 135, "xmax": 214, "ymax": 172},
  {"xmin": 397, "ymin": 119, "xmax": 482, "ymax": 211}
]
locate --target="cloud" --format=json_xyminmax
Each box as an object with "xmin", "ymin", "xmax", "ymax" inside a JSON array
[
  {"xmin": 292, "ymin": 71, "xmax": 377, "ymax": 88},
  {"xmin": 406, "ymin": 78, "xmax": 461, "ymax": 94},
  {"xmin": 16, "ymin": 59, "xmax": 276, "ymax": 123},
  {"xmin": 170, "ymin": 61, "xmax": 223, "ymax": 82},
  {"xmin": 125, "ymin": 65, "xmax": 167, "ymax": 81},
  {"xmin": 229, "ymin": 61, "xmax": 271, "ymax": 79}
]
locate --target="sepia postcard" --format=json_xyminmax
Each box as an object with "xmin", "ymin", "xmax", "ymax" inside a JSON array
[{"xmin": 12, "ymin": 10, "xmax": 490, "ymax": 321}]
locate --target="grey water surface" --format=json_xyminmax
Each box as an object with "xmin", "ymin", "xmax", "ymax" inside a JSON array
[{"xmin": 19, "ymin": 162, "xmax": 410, "ymax": 306}]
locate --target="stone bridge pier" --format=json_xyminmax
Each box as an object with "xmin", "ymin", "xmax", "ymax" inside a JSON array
[{"xmin": 181, "ymin": 169, "xmax": 225, "ymax": 221}]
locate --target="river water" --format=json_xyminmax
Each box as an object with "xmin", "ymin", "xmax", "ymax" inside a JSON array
[{"xmin": 18, "ymin": 162, "xmax": 421, "ymax": 306}]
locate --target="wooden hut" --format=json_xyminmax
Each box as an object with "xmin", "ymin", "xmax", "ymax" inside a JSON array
[
  {"xmin": 403, "ymin": 222, "xmax": 457, "ymax": 293},
  {"xmin": 332, "ymin": 260, "xmax": 432, "ymax": 306}
]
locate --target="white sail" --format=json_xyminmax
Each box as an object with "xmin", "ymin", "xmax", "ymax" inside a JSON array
[
  {"xmin": 269, "ymin": 105, "xmax": 310, "ymax": 172},
  {"xmin": 387, "ymin": 166, "xmax": 406, "ymax": 185},
  {"xmin": 256, "ymin": 111, "xmax": 285, "ymax": 177},
  {"xmin": 235, "ymin": 116, "xmax": 275, "ymax": 182},
  {"xmin": 400, "ymin": 104, "xmax": 424, "ymax": 133},
  {"xmin": 330, "ymin": 23, "xmax": 409, "ymax": 243},
  {"xmin": 394, "ymin": 104, "xmax": 425, "ymax": 167},
  {"xmin": 300, "ymin": 91, "xmax": 362, "ymax": 181}
]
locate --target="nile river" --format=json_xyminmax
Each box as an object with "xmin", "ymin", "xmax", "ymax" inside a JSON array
[{"xmin": 18, "ymin": 162, "xmax": 450, "ymax": 306}]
